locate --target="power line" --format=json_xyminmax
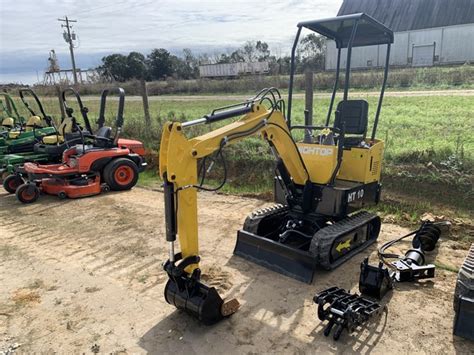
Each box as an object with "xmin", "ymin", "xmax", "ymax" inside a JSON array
[
  {"xmin": 58, "ymin": 16, "xmax": 79, "ymax": 85},
  {"xmin": 73, "ymin": 0, "xmax": 131, "ymax": 16}
]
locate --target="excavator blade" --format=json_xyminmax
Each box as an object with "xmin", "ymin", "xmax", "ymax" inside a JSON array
[
  {"xmin": 234, "ymin": 230, "xmax": 317, "ymax": 283},
  {"xmin": 164, "ymin": 278, "xmax": 239, "ymax": 325}
]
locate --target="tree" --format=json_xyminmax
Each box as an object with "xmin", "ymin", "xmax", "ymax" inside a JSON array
[
  {"xmin": 241, "ymin": 41, "xmax": 256, "ymax": 62},
  {"xmin": 182, "ymin": 48, "xmax": 200, "ymax": 78},
  {"xmin": 170, "ymin": 55, "xmax": 194, "ymax": 79},
  {"xmin": 147, "ymin": 48, "xmax": 173, "ymax": 80},
  {"xmin": 98, "ymin": 54, "xmax": 129, "ymax": 82},
  {"xmin": 126, "ymin": 52, "xmax": 147, "ymax": 79},
  {"xmin": 298, "ymin": 34, "xmax": 326, "ymax": 72},
  {"xmin": 255, "ymin": 41, "xmax": 270, "ymax": 62}
]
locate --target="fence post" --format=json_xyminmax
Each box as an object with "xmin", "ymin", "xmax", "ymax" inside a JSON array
[
  {"xmin": 140, "ymin": 79, "xmax": 151, "ymax": 137},
  {"xmin": 304, "ymin": 70, "xmax": 314, "ymax": 143},
  {"xmin": 56, "ymin": 85, "xmax": 65, "ymax": 120}
]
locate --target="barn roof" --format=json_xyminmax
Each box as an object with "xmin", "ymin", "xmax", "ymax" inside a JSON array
[{"xmin": 338, "ymin": 0, "xmax": 474, "ymax": 32}]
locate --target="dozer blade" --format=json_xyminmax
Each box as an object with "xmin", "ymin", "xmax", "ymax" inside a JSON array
[{"xmin": 234, "ymin": 230, "xmax": 317, "ymax": 283}]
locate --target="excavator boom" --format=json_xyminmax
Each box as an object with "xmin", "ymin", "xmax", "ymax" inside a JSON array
[{"xmin": 159, "ymin": 90, "xmax": 318, "ymax": 324}]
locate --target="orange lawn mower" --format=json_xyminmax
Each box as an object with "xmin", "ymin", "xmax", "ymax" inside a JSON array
[{"xmin": 11, "ymin": 87, "xmax": 147, "ymax": 203}]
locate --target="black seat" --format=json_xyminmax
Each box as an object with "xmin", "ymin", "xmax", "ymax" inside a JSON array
[
  {"xmin": 334, "ymin": 100, "xmax": 368, "ymax": 147},
  {"xmin": 96, "ymin": 126, "xmax": 112, "ymax": 138}
]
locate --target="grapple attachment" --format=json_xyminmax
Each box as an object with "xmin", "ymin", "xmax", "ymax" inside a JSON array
[{"xmin": 164, "ymin": 254, "xmax": 239, "ymax": 325}]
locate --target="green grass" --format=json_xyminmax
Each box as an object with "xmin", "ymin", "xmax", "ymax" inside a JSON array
[
  {"xmin": 13, "ymin": 92, "xmax": 473, "ymax": 215},
  {"xmin": 27, "ymin": 93, "xmax": 474, "ymax": 169}
]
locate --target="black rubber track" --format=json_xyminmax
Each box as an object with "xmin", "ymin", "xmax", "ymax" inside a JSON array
[{"xmin": 309, "ymin": 211, "xmax": 381, "ymax": 270}]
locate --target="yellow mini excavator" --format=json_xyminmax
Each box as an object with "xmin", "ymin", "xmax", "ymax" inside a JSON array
[{"xmin": 159, "ymin": 13, "xmax": 394, "ymax": 324}]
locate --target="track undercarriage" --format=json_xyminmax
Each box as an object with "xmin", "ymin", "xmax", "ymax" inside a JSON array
[{"xmin": 235, "ymin": 204, "xmax": 381, "ymax": 283}]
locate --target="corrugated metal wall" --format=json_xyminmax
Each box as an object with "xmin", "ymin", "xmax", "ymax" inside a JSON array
[
  {"xmin": 325, "ymin": 23, "xmax": 474, "ymax": 70},
  {"xmin": 199, "ymin": 62, "xmax": 269, "ymax": 78}
]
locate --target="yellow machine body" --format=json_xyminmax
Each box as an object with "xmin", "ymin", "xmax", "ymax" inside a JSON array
[
  {"xmin": 160, "ymin": 105, "xmax": 311, "ymax": 273},
  {"xmin": 338, "ymin": 140, "xmax": 384, "ymax": 183},
  {"xmin": 294, "ymin": 139, "xmax": 383, "ymax": 185}
]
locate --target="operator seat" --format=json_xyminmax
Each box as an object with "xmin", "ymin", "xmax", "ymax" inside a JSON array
[
  {"xmin": 8, "ymin": 116, "xmax": 43, "ymax": 139},
  {"xmin": 71, "ymin": 125, "xmax": 114, "ymax": 155},
  {"xmin": 2, "ymin": 117, "xmax": 14, "ymax": 129},
  {"xmin": 41, "ymin": 117, "xmax": 75, "ymax": 144},
  {"xmin": 334, "ymin": 100, "xmax": 368, "ymax": 148},
  {"xmin": 96, "ymin": 126, "xmax": 112, "ymax": 139}
]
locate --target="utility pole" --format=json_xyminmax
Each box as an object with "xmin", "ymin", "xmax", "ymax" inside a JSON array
[{"xmin": 58, "ymin": 16, "xmax": 78, "ymax": 85}]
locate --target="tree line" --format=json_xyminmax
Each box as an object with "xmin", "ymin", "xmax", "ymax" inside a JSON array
[{"xmin": 97, "ymin": 35, "xmax": 326, "ymax": 82}]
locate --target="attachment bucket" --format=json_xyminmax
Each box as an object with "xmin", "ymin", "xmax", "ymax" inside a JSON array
[{"xmin": 164, "ymin": 278, "xmax": 226, "ymax": 325}]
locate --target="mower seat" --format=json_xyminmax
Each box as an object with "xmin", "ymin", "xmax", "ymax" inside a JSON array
[
  {"xmin": 96, "ymin": 126, "xmax": 112, "ymax": 139},
  {"xmin": 41, "ymin": 117, "xmax": 74, "ymax": 144},
  {"xmin": 34, "ymin": 117, "xmax": 89, "ymax": 158},
  {"xmin": 8, "ymin": 116, "xmax": 43, "ymax": 138},
  {"xmin": 2, "ymin": 117, "xmax": 14, "ymax": 129},
  {"xmin": 334, "ymin": 100, "xmax": 368, "ymax": 148}
]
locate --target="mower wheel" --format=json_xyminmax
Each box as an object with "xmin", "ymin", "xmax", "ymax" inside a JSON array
[
  {"xmin": 103, "ymin": 158, "xmax": 139, "ymax": 191},
  {"xmin": 3, "ymin": 174, "xmax": 24, "ymax": 194},
  {"xmin": 1, "ymin": 171, "xmax": 9, "ymax": 182},
  {"xmin": 16, "ymin": 183, "xmax": 40, "ymax": 204}
]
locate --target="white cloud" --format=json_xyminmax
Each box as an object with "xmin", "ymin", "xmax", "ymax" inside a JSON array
[
  {"xmin": 0, "ymin": 0, "xmax": 343, "ymax": 82},
  {"xmin": 1, "ymin": 0, "xmax": 342, "ymax": 53}
]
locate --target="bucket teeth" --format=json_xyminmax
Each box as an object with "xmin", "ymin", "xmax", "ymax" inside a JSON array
[{"xmin": 221, "ymin": 298, "xmax": 240, "ymax": 317}]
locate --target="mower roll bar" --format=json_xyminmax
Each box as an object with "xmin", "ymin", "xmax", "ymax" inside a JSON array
[
  {"xmin": 19, "ymin": 89, "xmax": 52, "ymax": 125},
  {"xmin": 61, "ymin": 87, "xmax": 93, "ymax": 134},
  {"xmin": 97, "ymin": 87, "xmax": 125, "ymax": 145},
  {"xmin": 287, "ymin": 13, "xmax": 393, "ymax": 141},
  {"xmin": 97, "ymin": 87, "xmax": 125, "ymax": 129},
  {"xmin": 0, "ymin": 93, "xmax": 22, "ymax": 124}
]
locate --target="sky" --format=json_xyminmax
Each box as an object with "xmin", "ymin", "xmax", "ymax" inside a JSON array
[{"xmin": 0, "ymin": 0, "xmax": 343, "ymax": 84}]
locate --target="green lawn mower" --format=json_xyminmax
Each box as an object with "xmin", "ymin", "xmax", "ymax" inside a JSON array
[
  {"xmin": 0, "ymin": 93, "xmax": 24, "ymax": 139},
  {"xmin": 0, "ymin": 87, "xmax": 94, "ymax": 184},
  {"xmin": 0, "ymin": 89, "xmax": 56, "ymax": 154}
]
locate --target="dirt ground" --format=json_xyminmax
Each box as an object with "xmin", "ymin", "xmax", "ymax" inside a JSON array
[{"xmin": 0, "ymin": 187, "xmax": 472, "ymax": 354}]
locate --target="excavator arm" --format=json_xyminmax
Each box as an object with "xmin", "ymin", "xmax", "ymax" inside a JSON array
[{"xmin": 159, "ymin": 92, "xmax": 309, "ymax": 324}]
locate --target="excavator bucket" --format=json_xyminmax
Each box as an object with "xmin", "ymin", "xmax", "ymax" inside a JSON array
[
  {"xmin": 163, "ymin": 252, "xmax": 240, "ymax": 325},
  {"xmin": 164, "ymin": 278, "xmax": 240, "ymax": 325}
]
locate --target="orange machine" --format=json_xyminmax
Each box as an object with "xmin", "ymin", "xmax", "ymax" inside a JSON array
[{"xmin": 11, "ymin": 88, "xmax": 146, "ymax": 203}]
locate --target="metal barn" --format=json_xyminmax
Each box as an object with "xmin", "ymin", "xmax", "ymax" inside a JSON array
[{"xmin": 325, "ymin": 0, "xmax": 474, "ymax": 70}]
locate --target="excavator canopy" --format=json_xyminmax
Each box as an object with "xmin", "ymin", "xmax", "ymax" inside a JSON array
[{"xmin": 298, "ymin": 13, "xmax": 394, "ymax": 48}]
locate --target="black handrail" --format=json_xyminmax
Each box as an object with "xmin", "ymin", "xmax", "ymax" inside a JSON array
[
  {"xmin": 286, "ymin": 25, "xmax": 303, "ymax": 128},
  {"xmin": 343, "ymin": 19, "xmax": 360, "ymax": 101},
  {"xmin": 19, "ymin": 88, "xmax": 52, "ymax": 125},
  {"xmin": 61, "ymin": 87, "xmax": 93, "ymax": 134},
  {"xmin": 372, "ymin": 43, "xmax": 391, "ymax": 140},
  {"xmin": 97, "ymin": 87, "xmax": 125, "ymax": 144},
  {"xmin": 326, "ymin": 48, "xmax": 342, "ymax": 126}
]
